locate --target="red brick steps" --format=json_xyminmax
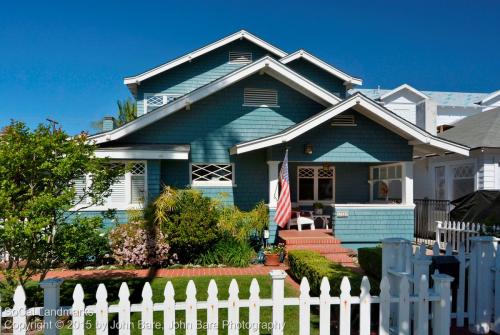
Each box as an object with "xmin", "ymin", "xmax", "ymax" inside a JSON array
[{"xmin": 279, "ymin": 229, "xmax": 358, "ymax": 268}]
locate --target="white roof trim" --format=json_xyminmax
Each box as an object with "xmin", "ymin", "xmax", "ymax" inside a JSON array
[
  {"xmin": 230, "ymin": 93, "xmax": 469, "ymax": 156},
  {"xmin": 478, "ymin": 90, "xmax": 500, "ymax": 105},
  {"xmin": 379, "ymin": 84, "xmax": 429, "ymax": 101},
  {"xmin": 95, "ymin": 149, "xmax": 188, "ymax": 160},
  {"xmin": 280, "ymin": 50, "xmax": 362, "ymax": 86},
  {"xmin": 91, "ymin": 57, "xmax": 342, "ymax": 144},
  {"xmin": 124, "ymin": 30, "xmax": 287, "ymax": 87}
]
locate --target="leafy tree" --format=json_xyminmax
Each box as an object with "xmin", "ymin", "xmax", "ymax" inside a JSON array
[
  {"xmin": 0, "ymin": 121, "xmax": 123, "ymax": 289},
  {"xmin": 116, "ymin": 98, "xmax": 137, "ymax": 126}
]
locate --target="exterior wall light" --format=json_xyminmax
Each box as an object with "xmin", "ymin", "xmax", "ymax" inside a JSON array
[{"xmin": 304, "ymin": 144, "xmax": 313, "ymax": 155}]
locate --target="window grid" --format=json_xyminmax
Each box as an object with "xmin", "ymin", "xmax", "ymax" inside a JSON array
[
  {"xmin": 191, "ymin": 164, "xmax": 233, "ymax": 185},
  {"xmin": 297, "ymin": 166, "xmax": 335, "ymax": 203},
  {"xmin": 144, "ymin": 94, "xmax": 181, "ymax": 113}
]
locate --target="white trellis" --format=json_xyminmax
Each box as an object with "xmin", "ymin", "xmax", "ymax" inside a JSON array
[{"xmin": 0, "ymin": 269, "xmax": 454, "ymax": 335}]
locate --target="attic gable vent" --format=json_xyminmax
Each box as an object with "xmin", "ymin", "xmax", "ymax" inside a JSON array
[
  {"xmin": 244, "ymin": 88, "xmax": 279, "ymax": 107},
  {"xmin": 229, "ymin": 51, "xmax": 253, "ymax": 64},
  {"xmin": 331, "ymin": 114, "xmax": 356, "ymax": 126}
]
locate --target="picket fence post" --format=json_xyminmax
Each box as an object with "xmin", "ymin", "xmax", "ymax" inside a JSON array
[
  {"xmin": 299, "ymin": 278, "xmax": 311, "ymax": 335},
  {"xmin": 13, "ymin": 285, "xmax": 27, "ymax": 335},
  {"xmin": 248, "ymin": 279, "xmax": 260, "ymax": 335},
  {"xmin": 185, "ymin": 280, "xmax": 197, "ymax": 335},
  {"xmin": 270, "ymin": 270, "xmax": 286, "ymax": 335},
  {"xmin": 468, "ymin": 236, "xmax": 498, "ymax": 334},
  {"xmin": 40, "ymin": 278, "xmax": 64, "ymax": 335},
  {"xmin": 456, "ymin": 242, "xmax": 466, "ymax": 327},
  {"xmin": 339, "ymin": 277, "xmax": 351, "ymax": 334},
  {"xmin": 359, "ymin": 276, "xmax": 371, "ymax": 335},
  {"xmin": 163, "ymin": 281, "xmax": 175, "ymax": 335},
  {"xmin": 118, "ymin": 283, "xmax": 130, "ymax": 335},
  {"xmin": 72, "ymin": 284, "xmax": 85, "ymax": 335},
  {"xmin": 207, "ymin": 279, "xmax": 218, "ymax": 335},
  {"xmin": 141, "ymin": 283, "xmax": 153, "ymax": 335},
  {"xmin": 378, "ymin": 276, "xmax": 391, "ymax": 335},
  {"xmin": 398, "ymin": 276, "xmax": 410, "ymax": 335},
  {"xmin": 95, "ymin": 284, "xmax": 108, "ymax": 335},
  {"xmin": 227, "ymin": 279, "xmax": 239, "ymax": 335},
  {"xmin": 432, "ymin": 271, "xmax": 454, "ymax": 335},
  {"xmin": 319, "ymin": 278, "xmax": 330, "ymax": 335},
  {"xmin": 415, "ymin": 275, "xmax": 429, "ymax": 335},
  {"xmin": 435, "ymin": 221, "xmax": 442, "ymax": 249}
]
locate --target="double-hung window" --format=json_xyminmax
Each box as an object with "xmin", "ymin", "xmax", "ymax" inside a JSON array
[
  {"xmin": 143, "ymin": 93, "xmax": 181, "ymax": 114},
  {"xmin": 297, "ymin": 166, "xmax": 335, "ymax": 203},
  {"xmin": 452, "ymin": 164, "xmax": 474, "ymax": 200},
  {"xmin": 191, "ymin": 163, "xmax": 234, "ymax": 187},
  {"xmin": 73, "ymin": 161, "xmax": 147, "ymax": 209},
  {"xmin": 370, "ymin": 164, "xmax": 402, "ymax": 203}
]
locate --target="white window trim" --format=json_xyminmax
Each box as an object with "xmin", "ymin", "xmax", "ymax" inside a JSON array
[
  {"xmin": 190, "ymin": 163, "xmax": 236, "ymax": 187},
  {"xmin": 430, "ymin": 158, "xmax": 476, "ymax": 201},
  {"xmin": 72, "ymin": 161, "xmax": 148, "ymax": 211},
  {"xmin": 369, "ymin": 163, "xmax": 403, "ymax": 203},
  {"xmin": 297, "ymin": 166, "xmax": 335, "ymax": 205},
  {"xmin": 143, "ymin": 93, "xmax": 182, "ymax": 114}
]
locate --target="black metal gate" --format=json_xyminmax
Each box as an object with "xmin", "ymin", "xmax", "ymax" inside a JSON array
[{"xmin": 414, "ymin": 199, "xmax": 451, "ymax": 244}]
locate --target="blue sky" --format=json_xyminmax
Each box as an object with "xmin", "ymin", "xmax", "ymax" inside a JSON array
[{"xmin": 1, "ymin": 0, "xmax": 499, "ymax": 134}]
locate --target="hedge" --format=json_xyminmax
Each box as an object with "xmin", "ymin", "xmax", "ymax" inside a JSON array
[
  {"xmin": 357, "ymin": 246, "xmax": 382, "ymax": 282},
  {"xmin": 287, "ymin": 250, "xmax": 367, "ymax": 296}
]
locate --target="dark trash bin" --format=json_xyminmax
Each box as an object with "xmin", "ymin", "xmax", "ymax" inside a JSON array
[{"xmin": 430, "ymin": 255, "xmax": 460, "ymax": 311}]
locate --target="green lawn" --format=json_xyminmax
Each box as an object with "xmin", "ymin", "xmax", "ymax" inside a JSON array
[{"xmin": 49, "ymin": 275, "xmax": 321, "ymax": 335}]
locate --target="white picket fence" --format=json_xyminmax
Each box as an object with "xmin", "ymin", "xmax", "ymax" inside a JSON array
[
  {"xmin": 0, "ymin": 269, "xmax": 454, "ymax": 335},
  {"xmin": 435, "ymin": 220, "xmax": 500, "ymax": 253},
  {"xmin": 384, "ymin": 236, "xmax": 500, "ymax": 334}
]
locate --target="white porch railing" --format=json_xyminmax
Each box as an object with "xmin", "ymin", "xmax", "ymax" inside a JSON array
[
  {"xmin": 0, "ymin": 269, "xmax": 454, "ymax": 335},
  {"xmin": 435, "ymin": 220, "xmax": 500, "ymax": 253}
]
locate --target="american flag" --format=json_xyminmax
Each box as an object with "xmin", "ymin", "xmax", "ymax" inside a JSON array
[{"xmin": 274, "ymin": 150, "xmax": 291, "ymax": 228}]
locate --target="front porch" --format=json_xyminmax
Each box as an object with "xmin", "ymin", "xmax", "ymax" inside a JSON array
[{"xmin": 267, "ymin": 160, "xmax": 416, "ymax": 244}]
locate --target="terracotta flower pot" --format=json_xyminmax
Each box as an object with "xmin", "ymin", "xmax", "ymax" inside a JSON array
[{"xmin": 264, "ymin": 253, "xmax": 280, "ymax": 266}]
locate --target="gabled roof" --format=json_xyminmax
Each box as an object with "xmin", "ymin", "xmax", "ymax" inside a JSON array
[
  {"xmin": 91, "ymin": 56, "xmax": 342, "ymax": 145},
  {"xmin": 353, "ymin": 88, "xmax": 488, "ymax": 108},
  {"xmin": 123, "ymin": 30, "xmax": 287, "ymax": 94},
  {"xmin": 230, "ymin": 93, "xmax": 469, "ymax": 156},
  {"xmin": 439, "ymin": 107, "xmax": 500, "ymax": 149},
  {"xmin": 477, "ymin": 90, "xmax": 500, "ymax": 105},
  {"xmin": 279, "ymin": 49, "xmax": 362, "ymax": 86},
  {"xmin": 379, "ymin": 84, "xmax": 428, "ymax": 101}
]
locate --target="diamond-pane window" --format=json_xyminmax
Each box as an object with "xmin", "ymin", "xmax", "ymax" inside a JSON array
[
  {"xmin": 145, "ymin": 94, "xmax": 181, "ymax": 113},
  {"xmin": 192, "ymin": 164, "xmax": 233, "ymax": 185},
  {"xmin": 147, "ymin": 95, "xmax": 163, "ymax": 106},
  {"xmin": 298, "ymin": 168, "xmax": 315, "ymax": 178},
  {"xmin": 453, "ymin": 164, "xmax": 474, "ymax": 178}
]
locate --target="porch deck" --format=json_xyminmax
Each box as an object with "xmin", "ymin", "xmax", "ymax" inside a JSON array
[{"xmin": 278, "ymin": 229, "xmax": 358, "ymax": 267}]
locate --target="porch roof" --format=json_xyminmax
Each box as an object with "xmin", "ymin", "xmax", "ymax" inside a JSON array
[
  {"xmin": 95, "ymin": 144, "xmax": 190, "ymax": 160},
  {"xmin": 229, "ymin": 93, "xmax": 470, "ymax": 157}
]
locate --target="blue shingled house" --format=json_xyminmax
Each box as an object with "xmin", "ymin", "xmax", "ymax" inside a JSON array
[{"xmin": 85, "ymin": 30, "xmax": 469, "ymax": 244}]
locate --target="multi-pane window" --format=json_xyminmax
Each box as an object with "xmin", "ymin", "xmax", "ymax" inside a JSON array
[
  {"xmin": 452, "ymin": 164, "xmax": 474, "ymax": 200},
  {"xmin": 370, "ymin": 164, "xmax": 402, "ymax": 202},
  {"xmin": 297, "ymin": 166, "xmax": 335, "ymax": 203},
  {"xmin": 144, "ymin": 94, "xmax": 180, "ymax": 113},
  {"xmin": 72, "ymin": 161, "xmax": 147, "ymax": 208},
  {"xmin": 191, "ymin": 164, "xmax": 234, "ymax": 186},
  {"xmin": 435, "ymin": 166, "xmax": 446, "ymax": 200}
]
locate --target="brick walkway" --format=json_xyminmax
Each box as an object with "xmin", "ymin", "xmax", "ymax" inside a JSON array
[{"xmin": 43, "ymin": 264, "xmax": 300, "ymax": 289}]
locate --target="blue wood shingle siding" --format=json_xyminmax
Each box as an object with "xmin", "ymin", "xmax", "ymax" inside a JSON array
[
  {"xmin": 118, "ymin": 73, "xmax": 325, "ymax": 163},
  {"xmin": 269, "ymin": 111, "xmax": 413, "ymax": 163},
  {"xmin": 333, "ymin": 207, "xmax": 414, "ymax": 242},
  {"xmin": 286, "ymin": 58, "xmax": 348, "ymax": 99},
  {"xmin": 136, "ymin": 40, "xmax": 281, "ymax": 116}
]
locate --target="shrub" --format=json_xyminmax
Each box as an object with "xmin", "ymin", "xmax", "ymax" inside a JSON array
[
  {"xmin": 154, "ymin": 187, "xmax": 221, "ymax": 263},
  {"xmin": 109, "ymin": 221, "xmax": 176, "ymax": 267},
  {"xmin": 55, "ymin": 216, "xmax": 110, "ymax": 269},
  {"xmin": 217, "ymin": 201, "xmax": 268, "ymax": 242},
  {"xmin": 196, "ymin": 237, "xmax": 256, "ymax": 267},
  {"xmin": 288, "ymin": 250, "xmax": 369, "ymax": 296},
  {"xmin": 358, "ymin": 246, "xmax": 382, "ymax": 282}
]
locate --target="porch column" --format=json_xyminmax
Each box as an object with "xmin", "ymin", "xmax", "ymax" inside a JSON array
[
  {"xmin": 268, "ymin": 161, "xmax": 280, "ymax": 243},
  {"xmin": 268, "ymin": 161, "xmax": 280, "ymax": 208},
  {"xmin": 402, "ymin": 161, "xmax": 414, "ymax": 205}
]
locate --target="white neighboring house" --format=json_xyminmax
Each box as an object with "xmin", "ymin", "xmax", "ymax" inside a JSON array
[
  {"xmin": 352, "ymin": 85, "xmax": 500, "ymax": 201},
  {"xmin": 413, "ymin": 107, "xmax": 500, "ymax": 201}
]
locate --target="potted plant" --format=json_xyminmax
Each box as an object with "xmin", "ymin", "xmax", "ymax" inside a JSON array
[
  {"xmin": 313, "ymin": 202, "xmax": 324, "ymax": 215},
  {"xmin": 264, "ymin": 243, "xmax": 285, "ymax": 266}
]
